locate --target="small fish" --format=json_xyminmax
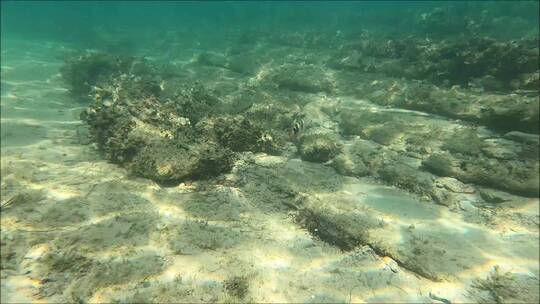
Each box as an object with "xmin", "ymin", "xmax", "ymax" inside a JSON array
[
  {"xmin": 292, "ymin": 118, "xmax": 304, "ymax": 135},
  {"xmin": 289, "ymin": 112, "xmax": 306, "ymax": 139}
]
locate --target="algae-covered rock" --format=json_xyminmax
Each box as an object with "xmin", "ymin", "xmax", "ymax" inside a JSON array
[
  {"xmin": 330, "ymin": 153, "xmax": 369, "ymax": 177},
  {"xmin": 129, "ymin": 140, "xmax": 235, "ymax": 183},
  {"xmin": 422, "ymin": 154, "xmax": 457, "ymax": 177},
  {"xmin": 270, "ymin": 64, "xmax": 334, "ymax": 93},
  {"xmin": 423, "ymin": 150, "xmax": 539, "ymax": 197},
  {"xmin": 366, "ymin": 79, "xmax": 540, "ymax": 134},
  {"xmin": 442, "ymin": 128, "xmax": 485, "ymax": 156},
  {"xmin": 210, "ymin": 116, "xmax": 285, "ymax": 154},
  {"xmin": 295, "ymin": 195, "xmax": 383, "ymax": 250},
  {"xmin": 75, "ymin": 52, "xmax": 290, "ymax": 184},
  {"xmin": 477, "ymin": 187, "xmax": 515, "ymax": 204},
  {"xmin": 367, "ymin": 124, "xmax": 404, "ymax": 146},
  {"xmin": 297, "ymin": 133, "xmax": 343, "ymax": 163},
  {"xmin": 169, "ymin": 220, "xmax": 243, "ymax": 254},
  {"xmin": 378, "ymin": 162, "xmax": 435, "ymax": 198},
  {"xmin": 166, "ymin": 82, "xmax": 221, "ymax": 124},
  {"xmin": 481, "ymin": 138, "xmax": 520, "ymax": 160},
  {"xmin": 80, "ymin": 78, "xmax": 233, "ymax": 183},
  {"xmin": 503, "ymin": 131, "xmax": 539, "ymax": 145},
  {"xmin": 223, "ymin": 276, "xmax": 250, "ymax": 299},
  {"xmin": 459, "ymin": 158, "xmax": 539, "ymax": 197},
  {"xmin": 338, "ymin": 110, "xmax": 395, "ymax": 137}
]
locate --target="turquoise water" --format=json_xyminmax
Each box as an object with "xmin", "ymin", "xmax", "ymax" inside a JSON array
[
  {"xmin": 3, "ymin": 1, "xmax": 538, "ymax": 47},
  {"xmin": 1, "ymin": 1, "xmax": 539, "ymax": 303}
]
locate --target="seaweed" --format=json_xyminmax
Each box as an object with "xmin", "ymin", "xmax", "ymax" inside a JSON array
[
  {"xmin": 470, "ymin": 266, "xmax": 540, "ymax": 304},
  {"xmin": 60, "ymin": 52, "xmax": 133, "ymax": 99},
  {"xmin": 422, "ymin": 154, "xmax": 456, "ymax": 177},
  {"xmin": 223, "ymin": 276, "xmax": 250, "ymax": 299}
]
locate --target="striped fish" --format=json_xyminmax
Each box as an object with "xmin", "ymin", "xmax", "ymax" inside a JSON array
[{"xmin": 289, "ymin": 112, "xmax": 305, "ymax": 139}]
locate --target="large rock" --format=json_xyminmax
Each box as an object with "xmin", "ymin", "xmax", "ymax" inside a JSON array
[{"xmin": 78, "ymin": 63, "xmax": 284, "ymax": 184}]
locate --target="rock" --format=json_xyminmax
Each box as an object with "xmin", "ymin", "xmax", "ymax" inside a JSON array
[
  {"xmin": 436, "ymin": 177, "xmax": 475, "ymax": 194},
  {"xmin": 379, "ymin": 162, "xmax": 435, "ymax": 198},
  {"xmin": 330, "ymin": 153, "xmax": 368, "ymax": 177},
  {"xmin": 270, "ymin": 64, "xmax": 334, "ymax": 93},
  {"xmin": 384, "ymin": 258, "xmax": 400, "ymax": 273},
  {"xmin": 430, "ymin": 188, "xmax": 455, "ymax": 207},
  {"xmin": 130, "ymin": 140, "xmax": 236, "ymax": 183},
  {"xmin": 481, "ymin": 138, "xmax": 520, "ymax": 160},
  {"xmin": 368, "ymin": 125, "xmax": 403, "ymax": 146},
  {"xmin": 297, "ymin": 133, "xmax": 343, "ymax": 163},
  {"xmin": 477, "ymin": 187, "xmax": 515, "ymax": 204},
  {"xmin": 503, "ymin": 131, "xmax": 539, "ymax": 145},
  {"xmin": 78, "ymin": 60, "xmax": 285, "ymax": 184},
  {"xmin": 422, "ymin": 154, "xmax": 456, "ymax": 177},
  {"xmin": 459, "ymin": 200, "xmax": 478, "ymax": 212}
]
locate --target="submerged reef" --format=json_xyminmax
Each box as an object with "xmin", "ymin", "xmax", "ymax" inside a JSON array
[
  {"xmin": 67, "ymin": 33, "xmax": 538, "ymax": 195},
  {"xmin": 332, "ymin": 34, "xmax": 539, "ymax": 92},
  {"xmin": 71, "ymin": 51, "xmax": 288, "ymax": 184},
  {"xmin": 60, "ymin": 0, "xmax": 539, "ymax": 200}
]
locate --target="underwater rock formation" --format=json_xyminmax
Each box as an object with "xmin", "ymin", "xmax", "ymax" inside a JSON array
[
  {"xmin": 297, "ymin": 133, "xmax": 343, "ymax": 163},
  {"xmin": 334, "ymin": 103, "xmax": 540, "ymax": 200},
  {"xmin": 71, "ymin": 52, "xmax": 287, "ymax": 184},
  {"xmin": 359, "ymin": 79, "xmax": 539, "ymax": 134},
  {"xmin": 331, "ymin": 32, "xmax": 539, "ymax": 93},
  {"xmin": 423, "ymin": 153, "xmax": 539, "ymax": 197},
  {"xmin": 80, "ymin": 80, "xmax": 235, "ymax": 182}
]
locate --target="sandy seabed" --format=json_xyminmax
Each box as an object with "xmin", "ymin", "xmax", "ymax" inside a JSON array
[{"xmin": 1, "ymin": 39, "xmax": 539, "ymax": 303}]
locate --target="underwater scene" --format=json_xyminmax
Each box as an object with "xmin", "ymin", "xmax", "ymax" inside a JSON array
[{"xmin": 1, "ymin": 1, "xmax": 539, "ymax": 303}]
